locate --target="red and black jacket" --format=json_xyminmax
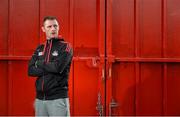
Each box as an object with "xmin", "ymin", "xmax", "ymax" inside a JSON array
[{"xmin": 28, "ymin": 38, "xmax": 73, "ymax": 100}]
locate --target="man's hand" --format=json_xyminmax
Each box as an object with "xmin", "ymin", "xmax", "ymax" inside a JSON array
[{"xmin": 35, "ymin": 60, "xmax": 45, "ymax": 69}]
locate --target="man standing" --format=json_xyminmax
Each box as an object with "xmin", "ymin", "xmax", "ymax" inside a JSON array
[{"xmin": 28, "ymin": 16, "xmax": 73, "ymax": 116}]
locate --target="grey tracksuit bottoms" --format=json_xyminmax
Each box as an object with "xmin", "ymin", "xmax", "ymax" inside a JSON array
[{"xmin": 34, "ymin": 98, "xmax": 70, "ymax": 116}]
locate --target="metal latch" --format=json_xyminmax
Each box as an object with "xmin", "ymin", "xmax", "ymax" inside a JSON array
[
  {"xmin": 96, "ymin": 93, "xmax": 104, "ymax": 116},
  {"xmin": 109, "ymin": 98, "xmax": 118, "ymax": 116}
]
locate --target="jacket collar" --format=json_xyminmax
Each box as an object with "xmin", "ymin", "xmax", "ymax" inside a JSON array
[{"xmin": 47, "ymin": 38, "xmax": 64, "ymax": 43}]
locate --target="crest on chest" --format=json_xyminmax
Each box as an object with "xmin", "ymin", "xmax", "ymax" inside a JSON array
[{"xmin": 52, "ymin": 50, "xmax": 58, "ymax": 56}]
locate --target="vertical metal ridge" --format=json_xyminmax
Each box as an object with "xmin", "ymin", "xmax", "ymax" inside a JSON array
[
  {"xmin": 7, "ymin": 0, "xmax": 12, "ymax": 115},
  {"xmin": 5, "ymin": 0, "xmax": 10, "ymax": 115},
  {"xmin": 134, "ymin": 0, "xmax": 140, "ymax": 115},
  {"xmin": 69, "ymin": 0, "xmax": 74, "ymax": 115},
  {"xmin": 104, "ymin": 0, "xmax": 107, "ymax": 115},
  {"xmin": 162, "ymin": 0, "xmax": 168, "ymax": 115},
  {"xmin": 134, "ymin": 0, "xmax": 136, "ymax": 115},
  {"xmin": 105, "ymin": 0, "xmax": 113, "ymax": 115}
]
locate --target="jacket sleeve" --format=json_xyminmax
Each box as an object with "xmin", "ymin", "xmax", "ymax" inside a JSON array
[
  {"xmin": 42, "ymin": 43, "xmax": 73, "ymax": 74},
  {"xmin": 28, "ymin": 45, "xmax": 45, "ymax": 77}
]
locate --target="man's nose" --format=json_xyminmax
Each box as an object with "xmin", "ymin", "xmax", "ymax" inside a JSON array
[{"xmin": 51, "ymin": 26, "xmax": 56, "ymax": 31}]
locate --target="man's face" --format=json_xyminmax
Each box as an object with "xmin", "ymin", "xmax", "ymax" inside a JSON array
[{"xmin": 42, "ymin": 19, "xmax": 59, "ymax": 40}]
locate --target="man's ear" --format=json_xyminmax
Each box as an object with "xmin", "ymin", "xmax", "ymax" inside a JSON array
[{"xmin": 42, "ymin": 26, "xmax": 45, "ymax": 32}]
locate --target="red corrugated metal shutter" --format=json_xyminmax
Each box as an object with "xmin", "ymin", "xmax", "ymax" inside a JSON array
[{"xmin": 107, "ymin": 0, "xmax": 180, "ymax": 116}]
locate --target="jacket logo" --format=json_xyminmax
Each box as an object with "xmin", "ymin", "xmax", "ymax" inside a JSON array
[
  {"xmin": 38, "ymin": 52, "xmax": 43, "ymax": 56},
  {"xmin": 52, "ymin": 50, "xmax": 58, "ymax": 56}
]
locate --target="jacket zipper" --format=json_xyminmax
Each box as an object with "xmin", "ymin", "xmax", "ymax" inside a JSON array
[
  {"xmin": 41, "ymin": 41, "xmax": 48, "ymax": 100},
  {"xmin": 41, "ymin": 40, "xmax": 52, "ymax": 100}
]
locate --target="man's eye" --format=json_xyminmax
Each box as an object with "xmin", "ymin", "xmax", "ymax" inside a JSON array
[{"xmin": 47, "ymin": 26, "xmax": 51, "ymax": 28}]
